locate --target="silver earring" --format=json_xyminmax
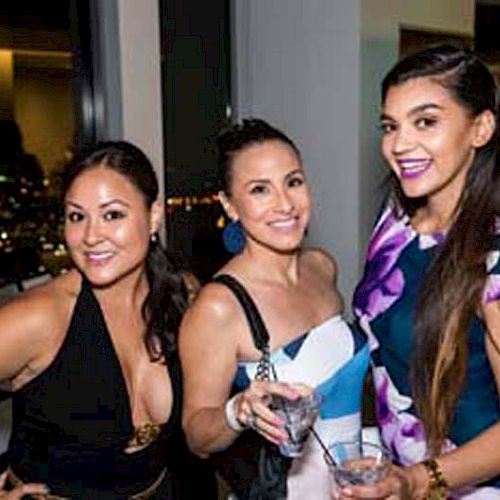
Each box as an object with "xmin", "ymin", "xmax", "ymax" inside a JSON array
[{"xmin": 150, "ymin": 232, "xmax": 158, "ymax": 243}]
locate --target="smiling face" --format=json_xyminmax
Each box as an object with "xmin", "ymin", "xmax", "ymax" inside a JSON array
[
  {"xmin": 220, "ymin": 139, "xmax": 311, "ymax": 254},
  {"xmin": 380, "ymin": 76, "xmax": 493, "ymax": 211},
  {"xmin": 64, "ymin": 166, "xmax": 162, "ymax": 288}
]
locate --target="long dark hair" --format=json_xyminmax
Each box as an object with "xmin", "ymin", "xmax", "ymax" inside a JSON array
[
  {"xmin": 63, "ymin": 141, "xmax": 187, "ymax": 361},
  {"xmin": 382, "ymin": 45, "xmax": 500, "ymax": 455}
]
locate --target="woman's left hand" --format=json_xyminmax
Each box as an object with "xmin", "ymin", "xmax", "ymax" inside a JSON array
[
  {"xmin": 335, "ymin": 465, "xmax": 413, "ymax": 499},
  {"xmin": 0, "ymin": 471, "xmax": 49, "ymax": 499}
]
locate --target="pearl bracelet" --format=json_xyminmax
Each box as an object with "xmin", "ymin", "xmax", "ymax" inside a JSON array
[{"xmin": 224, "ymin": 394, "xmax": 247, "ymax": 433}]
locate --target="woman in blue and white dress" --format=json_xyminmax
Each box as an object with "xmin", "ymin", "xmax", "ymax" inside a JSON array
[{"xmin": 179, "ymin": 118, "xmax": 369, "ymax": 499}]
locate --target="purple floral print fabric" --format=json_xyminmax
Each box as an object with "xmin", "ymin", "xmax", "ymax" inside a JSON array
[
  {"xmin": 354, "ymin": 204, "xmax": 500, "ymax": 498},
  {"xmin": 353, "ymin": 206, "xmax": 413, "ymax": 321}
]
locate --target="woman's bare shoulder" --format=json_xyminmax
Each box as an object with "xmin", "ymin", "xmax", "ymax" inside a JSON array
[
  {"xmin": 0, "ymin": 271, "xmax": 81, "ymax": 382},
  {"xmin": 183, "ymin": 277, "xmax": 242, "ymax": 327},
  {"xmin": 179, "ymin": 277, "xmax": 245, "ymax": 366},
  {"xmin": 0, "ymin": 271, "xmax": 79, "ymax": 335}
]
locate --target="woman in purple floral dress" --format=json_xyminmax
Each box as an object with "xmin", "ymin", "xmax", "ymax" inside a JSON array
[{"xmin": 349, "ymin": 45, "xmax": 500, "ymax": 499}]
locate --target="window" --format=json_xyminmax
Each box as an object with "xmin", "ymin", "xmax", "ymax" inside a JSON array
[{"xmin": 0, "ymin": 0, "xmax": 96, "ymax": 287}]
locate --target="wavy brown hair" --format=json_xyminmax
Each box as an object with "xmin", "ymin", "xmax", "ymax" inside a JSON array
[{"xmin": 382, "ymin": 45, "xmax": 500, "ymax": 455}]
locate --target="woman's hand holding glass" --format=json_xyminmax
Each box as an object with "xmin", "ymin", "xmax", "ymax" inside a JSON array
[
  {"xmin": 233, "ymin": 381, "xmax": 310, "ymax": 447},
  {"xmin": 334, "ymin": 465, "xmax": 414, "ymax": 500}
]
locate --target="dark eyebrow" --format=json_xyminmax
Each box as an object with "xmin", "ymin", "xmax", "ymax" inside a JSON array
[
  {"xmin": 244, "ymin": 178, "xmax": 270, "ymax": 188},
  {"xmin": 65, "ymin": 200, "xmax": 83, "ymax": 210},
  {"xmin": 99, "ymin": 199, "xmax": 130, "ymax": 209},
  {"xmin": 64, "ymin": 199, "xmax": 130, "ymax": 210},
  {"xmin": 408, "ymin": 103, "xmax": 444, "ymax": 116},
  {"xmin": 381, "ymin": 103, "xmax": 444, "ymax": 121},
  {"xmin": 244, "ymin": 168, "xmax": 304, "ymax": 188},
  {"xmin": 285, "ymin": 169, "xmax": 304, "ymax": 180}
]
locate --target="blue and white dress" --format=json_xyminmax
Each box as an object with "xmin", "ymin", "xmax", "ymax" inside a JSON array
[{"xmin": 233, "ymin": 315, "xmax": 370, "ymax": 499}]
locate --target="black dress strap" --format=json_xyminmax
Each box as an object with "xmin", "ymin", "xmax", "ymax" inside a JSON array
[
  {"xmin": 209, "ymin": 276, "xmax": 289, "ymax": 499},
  {"xmin": 212, "ymin": 274, "xmax": 269, "ymax": 353}
]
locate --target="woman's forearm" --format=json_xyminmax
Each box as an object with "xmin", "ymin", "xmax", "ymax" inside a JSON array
[
  {"xmin": 184, "ymin": 402, "xmax": 243, "ymax": 458},
  {"xmin": 406, "ymin": 421, "xmax": 500, "ymax": 495}
]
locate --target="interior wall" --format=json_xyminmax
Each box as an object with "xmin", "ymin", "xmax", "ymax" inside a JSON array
[
  {"xmin": 233, "ymin": 0, "xmax": 362, "ymax": 306},
  {"xmin": 233, "ymin": 0, "xmax": 476, "ymax": 306},
  {"xmin": 91, "ymin": 0, "xmax": 477, "ymax": 290},
  {"xmin": 359, "ymin": 0, "xmax": 475, "ymax": 259},
  {"xmin": 359, "ymin": 1, "xmax": 398, "ymax": 263},
  {"xmin": 91, "ymin": 0, "xmax": 123, "ymax": 141},
  {"xmin": 398, "ymin": 0, "xmax": 475, "ymax": 34},
  {"xmin": 115, "ymin": 0, "xmax": 165, "ymax": 201},
  {"xmin": 90, "ymin": 0, "xmax": 165, "ymax": 241}
]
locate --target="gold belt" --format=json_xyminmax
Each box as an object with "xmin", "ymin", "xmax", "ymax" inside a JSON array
[{"xmin": 8, "ymin": 467, "xmax": 167, "ymax": 499}]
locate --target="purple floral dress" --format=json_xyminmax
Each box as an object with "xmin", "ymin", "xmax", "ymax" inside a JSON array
[{"xmin": 353, "ymin": 203, "xmax": 500, "ymax": 499}]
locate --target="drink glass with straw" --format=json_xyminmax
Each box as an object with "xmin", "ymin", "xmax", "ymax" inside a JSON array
[
  {"xmin": 271, "ymin": 390, "xmax": 322, "ymax": 457},
  {"xmin": 322, "ymin": 439, "xmax": 391, "ymax": 497}
]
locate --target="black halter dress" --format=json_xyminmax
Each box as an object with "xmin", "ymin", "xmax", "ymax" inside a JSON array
[{"xmin": 8, "ymin": 277, "xmax": 216, "ymax": 499}]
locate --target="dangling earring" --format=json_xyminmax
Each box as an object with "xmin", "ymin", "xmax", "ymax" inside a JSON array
[
  {"xmin": 222, "ymin": 220, "xmax": 245, "ymax": 254},
  {"xmin": 150, "ymin": 232, "xmax": 159, "ymax": 244}
]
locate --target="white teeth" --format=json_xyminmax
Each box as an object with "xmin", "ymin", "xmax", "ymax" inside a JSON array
[
  {"xmin": 87, "ymin": 252, "xmax": 113, "ymax": 261},
  {"xmin": 399, "ymin": 160, "xmax": 431, "ymax": 170},
  {"xmin": 270, "ymin": 219, "xmax": 296, "ymax": 228}
]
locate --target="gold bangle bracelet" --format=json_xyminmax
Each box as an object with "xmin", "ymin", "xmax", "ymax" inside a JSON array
[{"xmin": 422, "ymin": 459, "xmax": 450, "ymax": 500}]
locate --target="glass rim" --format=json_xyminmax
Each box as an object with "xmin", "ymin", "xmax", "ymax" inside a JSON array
[
  {"xmin": 323, "ymin": 439, "xmax": 392, "ymax": 468},
  {"xmin": 271, "ymin": 390, "xmax": 323, "ymax": 409}
]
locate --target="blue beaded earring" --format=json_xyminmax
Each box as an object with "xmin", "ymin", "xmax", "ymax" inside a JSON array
[{"xmin": 222, "ymin": 220, "xmax": 245, "ymax": 254}]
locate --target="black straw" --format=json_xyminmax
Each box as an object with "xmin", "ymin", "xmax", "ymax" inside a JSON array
[{"xmin": 310, "ymin": 427, "xmax": 337, "ymax": 466}]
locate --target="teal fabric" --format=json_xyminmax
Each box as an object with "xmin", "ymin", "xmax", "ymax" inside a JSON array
[
  {"xmin": 370, "ymin": 238, "xmax": 500, "ymax": 446},
  {"xmin": 353, "ymin": 204, "xmax": 500, "ymax": 492}
]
